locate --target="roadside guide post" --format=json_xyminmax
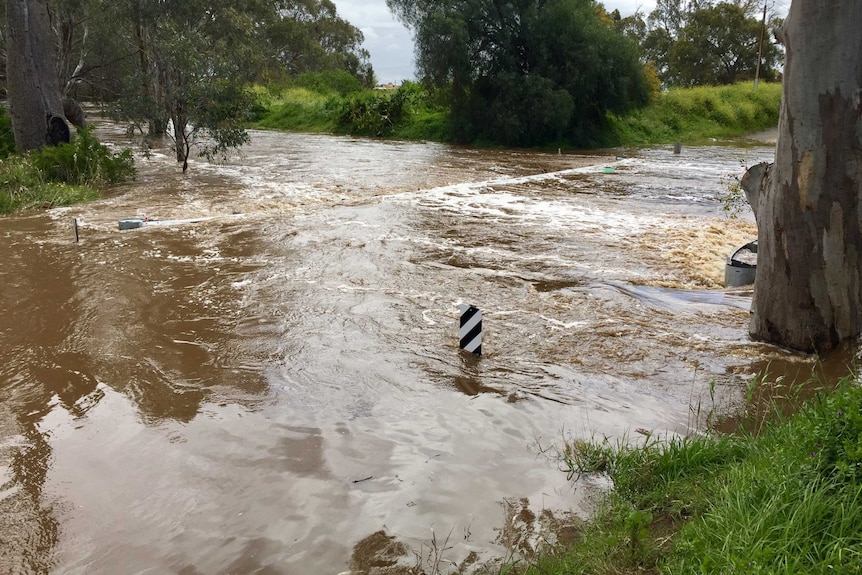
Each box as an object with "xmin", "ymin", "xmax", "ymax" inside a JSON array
[{"xmin": 459, "ymin": 304, "xmax": 482, "ymax": 356}]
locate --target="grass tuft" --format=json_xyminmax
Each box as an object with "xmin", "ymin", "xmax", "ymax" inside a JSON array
[{"xmin": 524, "ymin": 377, "xmax": 862, "ymax": 575}]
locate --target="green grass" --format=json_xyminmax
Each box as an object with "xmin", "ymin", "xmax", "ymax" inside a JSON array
[
  {"xmin": 0, "ymin": 126, "xmax": 135, "ymax": 214},
  {"xmin": 519, "ymin": 378, "xmax": 862, "ymax": 575},
  {"xmin": 252, "ymin": 81, "xmax": 450, "ymax": 142},
  {"xmin": 391, "ymin": 109, "xmax": 450, "ymax": 141},
  {"xmin": 606, "ymin": 82, "xmax": 783, "ymax": 146},
  {"xmin": 252, "ymin": 87, "xmax": 340, "ymax": 132},
  {"xmin": 0, "ymin": 179, "xmax": 99, "ymax": 213},
  {"xmin": 251, "ymin": 81, "xmax": 781, "ymax": 148}
]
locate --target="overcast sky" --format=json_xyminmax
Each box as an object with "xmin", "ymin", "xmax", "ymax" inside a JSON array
[{"xmin": 332, "ymin": 1, "xmax": 659, "ymax": 85}]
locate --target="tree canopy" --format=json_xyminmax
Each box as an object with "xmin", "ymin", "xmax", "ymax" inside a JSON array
[
  {"xmin": 1, "ymin": 0, "xmax": 373, "ymax": 167},
  {"xmin": 624, "ymin": 0, "xmax": 784, "ymax": 87},
  {"xmin": 387, "ymin": 0, "xmax": 650, "ymax": 147}
]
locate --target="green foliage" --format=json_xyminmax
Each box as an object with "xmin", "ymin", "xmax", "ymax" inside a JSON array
[
  {"xmin": 636, "ymin": 0, "xmax": 783, "ymax": 87},
  {"xmin": 565, "ymin": 432, "xmax": 750, "ymax": 520},
  {"xmin": 388, "ymin": 0, "xmax": 650, "ymax": 147},
  {"xmin": 252, "ymin": 81, "xmax": 449, "ymax": 141},
  {"xmin": 336, "ymin": 87, "xmax": 414, "ymax": 137},
  {"xmin": 465, "ymin": 73, "xmax": 574, "ymax": 147},
  {"xmin": 252, "ymin": 80, "xmax": 780, "ymax": 149},
  {"xmin": 254, "ymin": 88, "xmax": 340, "ymax": 132},
  {"xmin": 669, "ymin": 383, "xmax": 862, "ymax": 574},
  {"xmin": 260, "ymin": 0, "xmax": 374, "ymax": 86},
  {"xmin": 528, "ymin": 379, "xmax": 862, "ymax": 575},
  {"xmin": 605, "ymin": 81, "xmax": 782, "ymax": 146},
  {"xmin": 82, "ymin": 0, "xmax": 374, "ymax": 169},
  {"xmin": 290, "ymin": 70, "xmax": 364, "ymax": 96},
  {"xmin": 391, "ymin": 109, "xmax": 449, "ymax": 141},
  {"xmin": 0, "ymin": 127, "xmax": 135, "ymax": 214},
  {"xmin": 29, "ymin": 126, "xmax": 135, "ymax": 185},
  {"xmin": 188, "ymin": 80, "xmax": 254, "ymax": 164}
]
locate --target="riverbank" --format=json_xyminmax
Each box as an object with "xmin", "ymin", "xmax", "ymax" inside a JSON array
[
  {"xmin": 0, "ymin": 125, "xmax": 135, "ymax": 214},
  {"xmin": 252, "ymin": 81, "xmax": 782, "ymax": 149},
  {"xmin": 603, "ymin": 82, "xmax": 782, "ymax": 147},
  {"xmin": 513, "ymin": 375, "xmax": 862, "ymax": 575}
]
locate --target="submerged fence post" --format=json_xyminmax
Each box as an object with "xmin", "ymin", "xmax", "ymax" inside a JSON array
[
  {"xmin": 674, "ymin": 142, "xmax": 682, "ymax": 154},
  {"xmin": 72, "ymin": 218, "xmax": 79, "ymax": 243},
  {"xmin": 459, "ymin": 304, "xmax": 482, "ymax": 356}
]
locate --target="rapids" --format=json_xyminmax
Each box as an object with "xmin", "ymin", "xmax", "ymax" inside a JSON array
[{"xmin": 0, "ymin": 121, "xmax": 844, "ymax": 573}]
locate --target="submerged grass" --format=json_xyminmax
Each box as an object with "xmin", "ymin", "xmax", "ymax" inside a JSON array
[{"xmin": 519, "ymin": 378, "xmax": 862, "ymax": 575}]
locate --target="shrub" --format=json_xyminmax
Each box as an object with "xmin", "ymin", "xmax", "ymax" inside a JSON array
[
  {"xmin": 336, "ymin": 86, "xmax": 414, "ymax": 137},
  {"xmin": 0, "ymin": 126, "xmax": 135, "ymax": 213},
  {"xmin": 606, "ymin": 82, "xmax": 782, "ymax": 145},
  {"xmin": 29, "ymin": 125, "xmax": 135, "ymax": 185}
]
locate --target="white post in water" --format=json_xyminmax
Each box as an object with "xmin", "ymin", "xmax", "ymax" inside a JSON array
[{"xmin": 459, "ymin": 304, "xmax": 482, "ymax": 356}]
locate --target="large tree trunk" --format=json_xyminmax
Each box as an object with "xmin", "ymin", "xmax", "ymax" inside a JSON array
[
  {"xmin": 749, "ymin": 0, "xmax": 862, "ymax": 353},
  {"xmin": 5, "ymin": 0, "xmax": 70, "ymax": 151}
]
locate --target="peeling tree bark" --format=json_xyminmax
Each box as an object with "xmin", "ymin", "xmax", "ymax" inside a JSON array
[
  {"xmin": 749, "ymin": 0, "xmax": 862, "ymax": 353},
  {"xmin": 5, "ymin": 0, "xmax": 70, "ymax": 151}
]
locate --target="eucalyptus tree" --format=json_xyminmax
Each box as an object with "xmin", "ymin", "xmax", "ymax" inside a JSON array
[
  {"xmin": 2, "ymin": 0, "xmax": 372, "ymax": 166},
  {"xmin": 106, "ymin": 0, "xmax": 373, "ymax": 169},
  {"xmin": 747, "ymin": 0, "xmax": 862, "ymax": 353},
  {"xmin": 5, "ymin": 0, "xmax": 69, "ymax": 151},
  {"xmin": 100, "ymin": 0, "xmax": 267, "ymax": 170}
]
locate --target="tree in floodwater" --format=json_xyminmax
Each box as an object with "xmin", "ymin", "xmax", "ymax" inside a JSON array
[
  {"xmin": 106, "ymin": 0, "xmax": 267, "ymax": 171},
  {"xmin": 747, "ymin": 0, "xmax": 862, "ymax": 353},
  {"xmin": 110, "ymin": 0, "xmax": 374, "ymax": 170},
  {"xmin": 387, "ymin": 0, "xmax": 649, "ymax": 147},
  {"xmin": 4, "ymin": 0, "xmax": 70, "ymax": 151}
]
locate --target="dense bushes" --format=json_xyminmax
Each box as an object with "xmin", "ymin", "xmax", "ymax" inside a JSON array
[
  {"xmin": 0, "ymin": 125, "xmax": 135, "ymax": 214},
  {"xmin": 389, "ymin": 0, "xmax": 650, "ymax": 147},
  {"xmin": 253, "ymin": 79, "xmax": 447, "ymax": 140},
  {"xmin": 335, "ymin": 83, "xmax": 421, "ymax": 137}
]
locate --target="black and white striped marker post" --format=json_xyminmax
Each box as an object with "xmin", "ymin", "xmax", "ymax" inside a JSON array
[{"xmin": 459, "ymin": 304, "xmax": 482, "ymax": 356}]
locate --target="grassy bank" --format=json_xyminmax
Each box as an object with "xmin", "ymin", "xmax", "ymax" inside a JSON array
[
  {"xmin": 251, "ymin": 77, "xmax": 451, "ymax": 142},
  {"xmin": 518, "ymin": 377, "xmax": 862, "ymax": 575},
  {"xmin": 253, "ymin": 77, "xmax": 782, "ymax": 148},
  {"xmin": 0, "ymin": 125, "xmax": 135, "ymax": 215},
  {"xmin": 605, "ymin": 82, "xmax": 783, "ymax": 146}
]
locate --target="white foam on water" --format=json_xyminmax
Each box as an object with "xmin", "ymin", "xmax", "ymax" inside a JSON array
[{"xmin": 396, "ymin": 170, "xmax": 663, "ymax": 239}]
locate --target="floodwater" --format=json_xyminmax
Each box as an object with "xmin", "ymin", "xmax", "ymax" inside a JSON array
[{"xmin": 0, "ymin": 121, "xmax": 852, "ymax": 574}]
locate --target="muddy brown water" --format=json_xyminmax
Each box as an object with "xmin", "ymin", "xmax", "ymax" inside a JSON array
[{"xmin": 0, "ymin": 123, "xmax": 855, "ymax": 574}]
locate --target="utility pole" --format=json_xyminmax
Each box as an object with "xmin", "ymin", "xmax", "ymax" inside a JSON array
[{"xmin": 754, "ymin": 1, "xmax": 767, "ymax": 90}]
